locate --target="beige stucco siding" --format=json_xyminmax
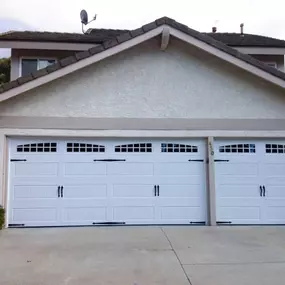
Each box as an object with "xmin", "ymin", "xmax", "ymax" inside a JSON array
[{"xmin": 2, "ymin": 38, "xmax": 285, "ymax": 119}]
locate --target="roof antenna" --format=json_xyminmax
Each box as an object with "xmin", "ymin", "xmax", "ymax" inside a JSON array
[
  {"xmin": 80, "ymin": 10, "xmax": 97, "ymax": 34},
  {"xmin": 240, "ymin": 23, "xmax": 244, "ymax": 35}
]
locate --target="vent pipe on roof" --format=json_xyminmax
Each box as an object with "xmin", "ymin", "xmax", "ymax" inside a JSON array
[
  {"xmin": 240, "ymin": 23, "xmax": 244, "ymax": 35},
  {"xmin": 212, "ymin": 27, "xmax": 217, "ymax": 33}
]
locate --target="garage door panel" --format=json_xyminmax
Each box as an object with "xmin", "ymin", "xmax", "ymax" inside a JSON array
[
  {"xmin": 112, "ymin": 184, "xmax": 153, "ymax": 197},
  {"xmin": 113, "ymin": 206, "xmax": 155, "ymax": 221},
  {"xmin": 216, "ymin": 163, "xmax": 258, "ymax": 176},
  {"xmin": 63, "ymin": 185, "xmax": 107, "ymax": 198},
  {"xmin": 218, "ymin": 185, "xmax": 260, "ymax": 198},
  {"xmin": 263, "ymin": 163, "xmax": 285, "ymax": 176},
  {"xmin": 217, "ymin": 177, "xmax": 259, "ymax": 186},
  {"xmin": 158, "ymin": 175, "xmax": 202, "ymax": 185},
  {"xmin": 13, "ymin": 185, "xmax": 58, "ymax": 199},
  {"xmin": 15, "ymin": 162, "xmax": 59, "ymax": 177},
  {"xmin": 108, "ymin": 163, "xmax": 153, "ymax": 176},
  {"xmin": 265, "ymin": 186, "xmax": 285, "ymax": 197},
  {"xmin": 64, "ymin": 163, "xmax": 107, "ymax": 176},
  {"xmin": 155, "ymin": 163, "xmax": 202, "ymax": 175},
  {"xmin": 158, "ymin": 185, "xmax": 202, "ymax": 198},
  {"xmin": 62, "ymin": 207, "xmax": 107, "ymax": 223},
  {"xmin": 11, "ymin": 208, "xmax": 57, "ymax": 223},
  {"xmin": 160, "ymin": 206, "xmax": 203, "ymax": 221},
  {"xmin": 157, "ymin": 197, "xmax": 203, "ymax": 207},
  {"xmin": 217, "ymin": 206, "xmax": 261, "ymax": 222},
  {"xmin": 217, "ymin": 198, "xmax": 261, "ymax": 207},
  {"xmin": 264, "ymin": 206, "xmax": 285, "ymax": 223}
]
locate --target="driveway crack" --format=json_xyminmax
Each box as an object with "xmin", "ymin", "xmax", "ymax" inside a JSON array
[{"xmin": 160, "ymin": 227, "xmax": 193, "ymax": 285}]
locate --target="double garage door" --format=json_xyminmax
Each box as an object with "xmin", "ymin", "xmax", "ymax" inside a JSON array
[
  {"xmin": 7, "ymin": 138, "xmax": 285, "ymax": 227},
  {"xmin": 8, "ymin": 139, "xmax": 206, "ymax": 227}
]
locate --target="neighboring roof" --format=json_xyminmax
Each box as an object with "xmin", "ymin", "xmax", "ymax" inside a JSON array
[
  {"xmin": 0, "ymin": 29, "xmax": 129, "ymax": 44},
  {"xmin": 205, "ymin": 33, "xmax": 285, "ymax": 47},
  {"xmin": 1, "ymin": 16, "xmax": 285, "ymax": 98},
  {"xmin": 2, "ymin": 28, "xmax": 285, "ymax": 48}
]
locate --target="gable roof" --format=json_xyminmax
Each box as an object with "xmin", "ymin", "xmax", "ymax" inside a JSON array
[
  {"xmin": 1, "ymin": 16, "xmax": 285, "ymax": 100},
  {"xmin": 2, "ymin": 29, "xmax": 285, "ymax": 48}
]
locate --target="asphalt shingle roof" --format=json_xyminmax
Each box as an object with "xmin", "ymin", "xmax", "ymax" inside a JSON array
[
  {"xmin": 2, "ymin": 28, "xmax": 285, "ymax": 48},
  {"xmin": 1, "ymin": 17, "xmax": 285, "ymax": 95}
]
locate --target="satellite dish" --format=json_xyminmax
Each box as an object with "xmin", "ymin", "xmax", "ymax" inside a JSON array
[
  {"xmin": 80, "ymin": 9, "xmax": 97, "ymax": 34},
  {"xmin": 80, "ymin": 10, "xmax": 88, "ymax": 25}
]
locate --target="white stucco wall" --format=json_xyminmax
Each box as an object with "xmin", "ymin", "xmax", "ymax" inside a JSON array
[{"xmin": 1, "ymin": 38, "xmax": 285, "ymax": 119}]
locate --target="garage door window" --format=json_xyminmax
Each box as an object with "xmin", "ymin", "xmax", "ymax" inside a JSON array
[
  {"xmin": 265, "ymin": 144, "xmax": 285, "ymax": 154},
  {"xmin": 219, "ymin": 144, "xmax": 255, "ymax": 153},
  {"xmin": 17, "ymin": 142, "xmax": 57, "ymax": 152},
  {"xmin": 161, "ymin": 143, "xmax": 198, "ymax": 153},
  {"xmin": 115, "ymin": 143, "xmax": 152, "ymax": 152},
  {"xmin": 66, "ymin": 143, "xmax": 105, "ymax": 153}
]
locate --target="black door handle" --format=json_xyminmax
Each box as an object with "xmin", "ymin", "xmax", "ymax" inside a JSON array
[
  {"xmin": 157, "ymin": 185, "xmax": 160, "ymax": 196},
  {"xmin": 154, "ymin": 185, "xmax": 157, "ymax": 196},
  {"xmin": 259, "ymin": 185, "xmax": 263, "ymax": 197},
  {"xmin": 60, "ymin": 186, "xmax": 63, "ymax": 198},
  {"xmin": 57, "ymin": 186, "xmax": 60, "ymax": 198},
  {"xmin": 263, "ymin": 185, "xmax": 266, "ymax": 197}
]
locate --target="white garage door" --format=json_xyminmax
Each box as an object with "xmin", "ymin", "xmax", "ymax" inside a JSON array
[
  {"xmin": 8, "ymin": 138, "xmax": 207, "ymax": 227},
  {"xmin": 215, "ymin": 140, "xmax": 285, "ymax": 225}
]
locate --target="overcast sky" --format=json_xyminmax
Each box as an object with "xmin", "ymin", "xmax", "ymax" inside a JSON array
[{"xmin": 0, "ymin": 0, "xmax": 285, "ymax": 39}]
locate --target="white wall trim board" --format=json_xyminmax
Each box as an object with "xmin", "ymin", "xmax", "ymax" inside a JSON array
[
  {"xmin": 2, "ymin": 129, "xmax": 285, "ymax": 138},
  {"xmin": 2, "ymin": 117, "xmax": 285, "ymax": 131}
]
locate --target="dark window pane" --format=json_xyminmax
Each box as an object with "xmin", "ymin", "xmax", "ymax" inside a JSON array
[{"xmin": 21, "ymin": 59, "xmax": 37, "ymax": 76}]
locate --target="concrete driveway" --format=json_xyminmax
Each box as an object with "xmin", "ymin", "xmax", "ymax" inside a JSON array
[{"xmin": 1, "ymin": 226, "xmax": 285, "ymax": 285}]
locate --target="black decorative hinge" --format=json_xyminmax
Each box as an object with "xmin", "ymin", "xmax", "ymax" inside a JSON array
[
  {"xmin": 92, "ymin": 222, "xmax": 126, "ymax": 225},
  {"xmin": 188, "ymin": 159, "xmax": 204, "ymax": 162},
  {"xmin": 189, "ymin": 221, "xmax": 206, "ymax": 225},
  {"xmin": 216, "ymin": 221, "xmax": 232, "ymax": 225},
  {"xmin": 8, "ymin": 224, "xmax": 25, "ymax": 227},
  {"xmin": 93, "ymin": 159, "xmax": 126, "ymax": 162},
  {"xmin": 214, "ymin": 159, "xmax": 230, "ymax": 162},
  {"xmin": 10, "ymin": 159, "xmax": 27, "ymax": 162}
]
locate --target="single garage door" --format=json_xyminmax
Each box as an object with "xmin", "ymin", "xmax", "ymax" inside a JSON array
[
  {"xmin": 8, "ymin": 138, "xmax": 207, "ymax": 227},
  {"xmin": 215, "ymin": 140, "xmax": 285, "ymax": 225}
]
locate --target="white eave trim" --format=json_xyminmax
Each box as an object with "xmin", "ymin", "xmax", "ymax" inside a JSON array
[
  {"xmin": 233, "ymin": 46, "xmax": 285, "ymax": 55},
  {"xmin": 1, "ymin": 24, "xmax": 285, "ymax": 103},
  {"xmin": 0, "ymin": 41, "xmax": 96, "ymax": 51}
]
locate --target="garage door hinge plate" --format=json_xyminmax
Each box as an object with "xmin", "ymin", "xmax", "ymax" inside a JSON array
[
  {"xmin": 188, "ymin": 159, "xmax": 204, "ymax": 162},
  {"xmin": 190, "ymin": 221, "xmax": 206, "ymax": 225},
  {"xmin": 93, "ymin": 159, "xmax": 126, "ymax": 162},
  {"xmin": 214, "ymin": 159, "xmax": 230, "ymax": 162},
  {"xmin": 8, "ymin": 224, "xmax": 25, "ymax": 227},
  {"xmin": 92, "ymin": 222, "xmax": 126, "ymax": 225},
  {"xmin": 216, "ymin": 221, "xmax": 232, "ymax": 225},
  {"xmin": 10, "ymin": 159, "xmax": 27, "ymax": 162}
]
